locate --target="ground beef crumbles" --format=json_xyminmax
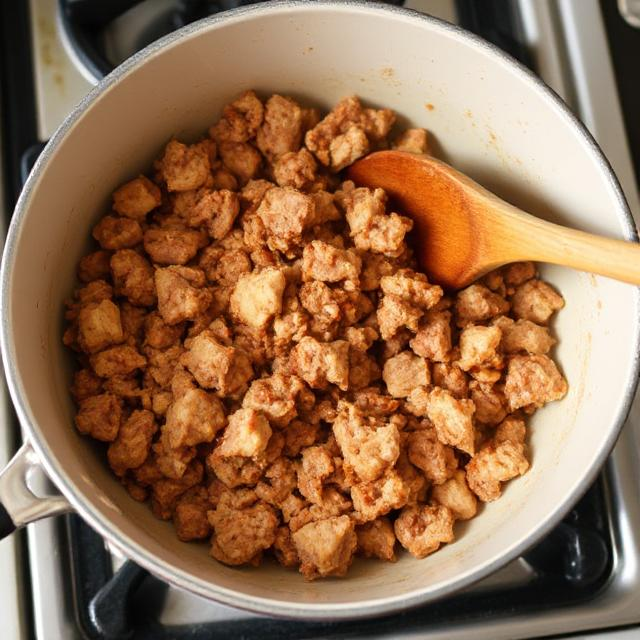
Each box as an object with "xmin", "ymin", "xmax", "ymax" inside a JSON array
[{"xmin": 64, "ymin": 91, "xmax": 568, "ymax": 580}]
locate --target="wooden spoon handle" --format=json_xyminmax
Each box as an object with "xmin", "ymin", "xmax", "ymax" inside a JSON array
[{"xmin": 518, "ymin": 216, "xmax": 640, "ymax": 285}]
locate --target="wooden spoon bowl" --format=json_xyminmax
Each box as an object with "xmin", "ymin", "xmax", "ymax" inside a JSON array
[{"xmin": 347, "ymin": 151, "xmax": 640, "ymax": 289}]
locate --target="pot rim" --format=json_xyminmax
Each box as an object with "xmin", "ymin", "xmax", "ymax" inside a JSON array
[{"xmin": 1, "ymin": 0, "xmax": 639, "ymax": 621}]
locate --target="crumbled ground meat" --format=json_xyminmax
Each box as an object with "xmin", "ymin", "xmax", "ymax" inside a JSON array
[{"xmin": 65, "ymin": 91, "xmax": 567, "ymax": 579}]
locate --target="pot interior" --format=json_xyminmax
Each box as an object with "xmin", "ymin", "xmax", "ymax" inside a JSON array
[{"xmin": 4, "ymin": 3, "xmax": 638, "ymax": 617}]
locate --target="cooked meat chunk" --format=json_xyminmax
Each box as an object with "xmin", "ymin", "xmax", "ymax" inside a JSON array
[
  {"xmin": 257, "ymin": 94, "xmax": 304, "ymax": 160},
  {"xmin": 407, "ymin": 427, "xmax": 457, "ymax": 485},
  {"xmin": 455, "ymin": 284, "xmax": 509, "ymax": 326},
  {"xmin": 457, "ymin": 325, "xmax": 502, "ymax": 372},
  {"xmin": 292, "ymin": 515, "xmax": 357, "ymax": 580},
  {"xmin": 93, "ymin": 216, "xmax": 143, "ymax": 250},
  {"xmin": 174, "ymin": 486, "xmax": 212, "ymax": 541},
  {"xmin": 426, "ymin": 387, "xmax": 475, "ymax": 455},
  {"xmin": 466, "ymin": 440, "xmax": 529, "ymax": 502},
  {"xmin": 78, "ymin": 250, "xmax": 112, "ymax": 283},
  {"xmin": 504, "ymin": 354, "xmax": 567, "ymax": 410},
  {"xmin": 143, "ymin": 227, "xmax": 205, "ymax": 266},
  {"xmin": 219, "ymin": 141, "xmax": 262, "ymax": 185},
  {"xmin": 189, "ymin": 189, "xmax": 240, "ymax": 240},
  {"xmin": 242, "ymin": 373, "xmax": 305, "ymax": 427},
  {"xmin": 290, "ymin": 336, "xmax": 350, "ymax": 391},
  {"xmin": 333, "ymin": 403, "xmax": 400, "ymax": 482},
  {"xmin": 431, "ymin": 470, "xmax": 477, "ymax": 520},
  {"xmin": 209, "ymin": 501, "xmax": 278, "ymax": 565},
  {"xmin": 511, "ymin": 279, "xmax": 564, "ymax": 324},
  {"xmin": 393, "ymin": 128, "xmax": 430, "ymax": 154},
  {"xmin": 351, "ymin": 470, "xmax": 409, "ymax": 522},
  {"xmin": 215, "ymin": 408, "xmax": 272, "ymax": 459},
  {"xmin": 410, "ymin": 311, "xmax": 452, "ymax": 361},
  {"xmin": 107, "ymin": 409, "xmax": 157, "ymax": 475},
  {"xmin": 229, "ymin": 267, "xmax": 286, "ymax": 329},
  {"xmin": 181, "ymin": 331, "xmax": 253, "ymax": 396},
  {"xmin": 112, "ymin": 175, "xmax": 161, "ymax": 220},
  {"xmin": 209, "ymin": 90, "xmax": 263, "ymax": 143},
  {"xmin": 380, "ymin": 270, "xmax": 443, "ymax": 310},
  {"xmin": 160, "ymin": 139, "xmax": 210, "ymax": 192},
  {"xmin": 377, "ymin": 294, "xmax": 423, "ymax": 341},
  {"xmin": 273, "ymin": 148, "xmax": 317, "ymax": 190},
  {"xmin": 382, "ymin": 351, "xmax": 430, "ymax": 398},
  {"xmin": 155, "ymin": 266, "xmax": 212, "ymax": 325},
  {"xmin": 75, "ymin": 393, "xmax": 122, "ymax": 442},
  {"xmin": 77, "ymin": 299, "xmax": 124, "ymax": 354},
  {"xmin": 298, "ymin": 446, "xmax": 335, "ymax": 504},
  {"xmin": 164, "ymin": 388, "xmax": 226, "ymax": 448},
  {"xmin": 394, "ymin": 504, "xmax": 455, "ymax": 559},
  {"xmin": 356, "ymin": 517, "xmax": 396, "ymax": 561},
  {"xmin": 90, "ymin": 345, "xmax": 146, "ymax": 378},
  {"xmin": 111, "ymin": 250, "xmax": 156, "ymax": 306},
  {"xmin": 497, "ymin": 317, "xmax": 555, "ymax": 355}
]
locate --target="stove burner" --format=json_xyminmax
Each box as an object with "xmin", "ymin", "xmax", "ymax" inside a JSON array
[{"xmin": 58, "ymin": 0, "xmax": 405, "ymax": 83}]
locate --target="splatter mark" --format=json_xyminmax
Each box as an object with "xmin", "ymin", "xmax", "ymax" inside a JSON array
[{"xmin": 425, "ymin": 103, "xmax": 435, "ymax": 111}]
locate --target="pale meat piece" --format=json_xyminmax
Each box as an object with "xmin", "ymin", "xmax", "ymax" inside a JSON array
[
  {"xmin": 164, "ymin": 388, "xmax": 226, "ymax": 448},
  {"xmin": 466, "ymin": 440, "xmax": 529, "ymax": 502},
  {"xmin": 394, "ymin": 504, "xmax": 455, "ymax": 559},
  {"xmin": 348, "ymin": 349, "xmax": 381, "ymax": 390},
  {"xmin": 75, "ymin": 393, "xmax": 122, "ymax": 442},
  {"xmin": 431, "ymin": 469, "xmax": 477, "ymax": 520},
  {"xmin": 273, "ymin": 148, "xmax": 317, "ymax": 190},
  {"xmin": 173, "ymin": 486, "xmax": 212, "ymax": 541},
  {"xmin": 256, "ymin": 94, "xmax": 304, "ymax": 160},
  {"xmin": 496, "ymin": 317, "xmax": 555, "ymax": 355},
  {"xmin": 426, "ymin": 387, "xmax": 475, "ymax": 455},
  {"xmin": 332, "ymin": 402, "xmax": 400, "ymax": 482},
  {"xmin": 504, "ymin": 354, "xmax": 568, "ymax": 410},
  {"xmin": 359, "ymin": 252, "xmax": 394, "ymax": 291},
  {"xmin": 181, "ymin": 331, "xmax": 253, "ymax": 396},
  {"xmin": 209, "ymin": 501, "xmax": 278, "ymax": 566},
  {"xmin": 77, "ymin": 299, "xmax": 124, "ymax": 354},
  {"xmin": 242, "ymin": 373, "xmax": 305, "ymax": 427},
  {"xmin": 511, "ymin": 279, "xmax": 564, "ymax": 324},
  {"xmin": 218, "ymin": 141, "xmax": 262, "ymax": 185},
  {"xmin": 457, "ymin": 325, "xmax": 503, "ymax": 372},
  {"xmin": 432, "ymin": 362, "xmax": 469, "ymax": 399},
  {"xmin": 209, "ymin": 90, "xmax": 263, "ymax": 143},
  {"xmin": 199, "ymin": 246, "xmax": 251, "ymax": 285},
  {"xmin": 410, "ymin": 311, "xmax": 452, "ymax": 362},
  {"xmin": 470, "ymin": 382, "xmax": 507, "ymax": 425},
  {"xmin": 229, "ymin": 267, "xmax": 286, "ymax": 329},
  {"xmin": 341, "ymin": 186, "xmax": 413, "ymax": 258},
  {"xmin": 144, "ymin": 312, "xmax": 183, "ymax": 349},
  {"xmin": 302, "ymin": 240, "xmax": 362, "ymax": 283},
  {"xmin": 382, "ymin": 350, "xmax": 430, "ymax": 398},
  {"xmin": 494, "ymin": 415, "xmax": 527, "ymax": 445},
  {"xmin": 70, "ymin": 368, "xmax": 103, "ymax": 402},
  {"xmin": 214, "ymin": 408, "xmax": 272, "ymax": 459},
  {"xmin": 377, "ymin": 294, "xmax": 424, "ymax": 341},
  {"xmin": 404, "ymin": 385, "xmax": 430, "ymax": 417},
  {"xmin": 207, "ymin": 451, "xmax": 265, "ymax": 488},
  {"xmin": 329, "ymin": 124, "xmax": 369, "ymax": 171},
  {"xmin": 305, "ymin": 95, "xmax": 394, "ymax": 169},
  {"xmin": 155, "ymin": 266, "xmax": 213, "ymax": 325},
  {"xmin": 455, "ymin": 283, "xmax": 509, "ymax": 327},
  {"xmin": 143, "ymin": 227, "xmax": 205, "ymax": 266},
  {"xmin": 292, "ymin": 515, "xmax": 357, "ymax": 580},
  {"xmin": 255, "ymin": 458, "xmax": 297, "ymax": 507},
  {"xmin": 256, "ymin": 187, "xmax": 316, "ymax": 254},
  {"xmin": 93, "ymin": 215, "xmax": 143, "ymax": 250},
  {"xmin": 151, "ymin": 459, "xmax": 203, "ymax": 520},
  {"xmin": 351, "ymin": 470, "xmax": 409, "ymax": 522},
  {"xmin": 112, "ymin": 175, "xmax": 161, "ymax": 220},
  {"xmin": 78, "ymin": 250, "xmax": 112, "ymax": 283},
  {"xmin": 160, "ymin": 139, "xmax": 210, "ymax": 192},
  {"xmin": 188, "ymin": 189, "xmax": 240, "ymax": 240},
  {"xmin": 407, "ymin": 427, "xmax": 457, "ymax": 485},
  {"xmin": 90, "ymin": 345, "xmax": 146, "ymax": 378},
  {"xmin": 356, "ymin": 517, "xmax": 396, "ymax": 561},
  {"xmin": 290, "ymin": 336, "xmax": 350, "ymax": 391},
  {"xmin": 283, "ymin": 420, "xmax": 321, "ymax": 457},
  {"xmin": 503, "ymin": 261, "xmax": 536, "ymax": 286},
  {"xmin": 343, "ymin": 326, "xmax": 378, "ymax": 352},
  {"xmin": 380, "ymin": 270, "xmax": 443, "ymax": 310},
  {"xmin": 297, "ymin": 446, "xmax": 335, "ymax": 504},
  {"xmin": 273, "ymin": 526, "xmax": 300, "ymax": 567},
  {"xmin": 144, "ymin": 344, "xmax": 183, "ymax": 388},
  {"xmin": 107, "ymin": 409, "xmax": 157, "ymax": 476},
  {"xmin": 393, "ymin": 128, "xmax": 430, "ymax": 154},
  {"xmin": 110, "ymin": 250, "xmax": 156, "ymax": 306}
]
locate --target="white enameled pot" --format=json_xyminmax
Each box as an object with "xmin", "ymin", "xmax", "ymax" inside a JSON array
[{"xmin": 0, "ymin": 1, "xmax": 638, "ymax": 620}]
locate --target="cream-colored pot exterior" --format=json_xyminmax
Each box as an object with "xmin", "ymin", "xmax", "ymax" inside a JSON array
[{"xmin": 1, "ymin": 1, "xmax": 639, "ymax": 620}]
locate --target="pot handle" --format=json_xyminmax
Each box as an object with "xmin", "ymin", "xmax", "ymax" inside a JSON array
[{"xmin": 0, "ymin": 440, "xmax": 73, "ymax": 540}]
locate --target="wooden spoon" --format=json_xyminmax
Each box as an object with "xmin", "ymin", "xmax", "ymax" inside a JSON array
[{"xmin": 346, "ymin": 150, "xmax": 640, "ymax": 289}]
